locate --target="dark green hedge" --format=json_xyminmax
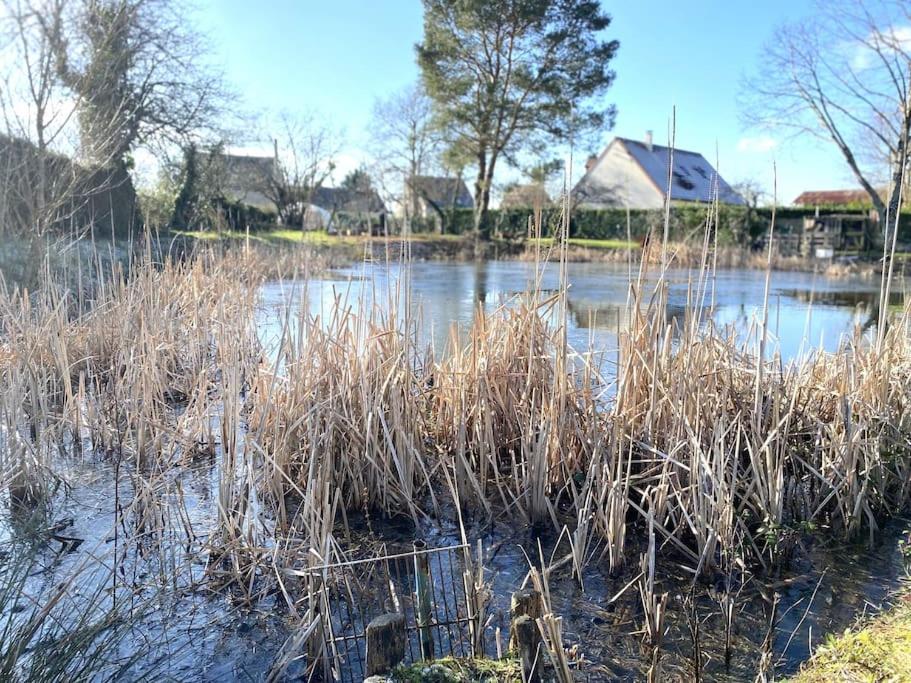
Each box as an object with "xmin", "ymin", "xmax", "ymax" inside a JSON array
[
  {"xmin": 440, "ymin": 205, "xmax": 755, "ymax": 244},
  {"xmin": 436, "ymin": 205, "xmax": 911, "ymax": 246}
]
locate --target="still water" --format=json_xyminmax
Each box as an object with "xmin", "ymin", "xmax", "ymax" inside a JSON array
[
  {"xmin": 9, "ymin": 261, "xmax": 908, "ymax": 681},
  {"xmin": 261, "ymin": 260, "xmax": 900, "ymax": 364},
  {"xmin": 254, "ymin": 261, "xmax": 911, "ymax": 681}
]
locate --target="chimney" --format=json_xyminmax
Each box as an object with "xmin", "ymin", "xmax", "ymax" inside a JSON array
[
  {"xmin": 273, "ymin": 138, "xmax": 279, "ymax": 161},
  {"xmin": 645, "ymin": 130, "xmax": 653, "ymax": 152},
  {"xmin": 585, "ymin": 154, "xmax": 598, "ymax": 172}
]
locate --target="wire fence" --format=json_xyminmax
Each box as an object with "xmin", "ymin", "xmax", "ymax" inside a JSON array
[{"xmin": 295, "ymin": 542, "xmax": 477, "ymax": 682}]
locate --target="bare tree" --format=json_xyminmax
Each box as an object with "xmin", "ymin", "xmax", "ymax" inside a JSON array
[
  {"xmin": 262, "ymin": 111, "xmax": 341, "ymax": 228},
  {"xmin": 0, "ymin": 0, "xmax": 86, "ymax": 236},
  {"xmin": 40, "ymin": 0, "xmax": 228, "ymax": 166},
  {"xmin": 367, "ymin": 83, "xmax": 441, "ymax": 228},
  {"xmin": 0, "ymin": 0, "xmax": 229, "ymax": 239},
  {"xmin": 0, "ymin": 2, "xmax": 73, "ymax": 157},
  {"xmin": 730, "ymin": 178, "xmax": 769, "ymax": 245},
  {"xmin": 744, "ymin": 0, "xmax": 911, "ymax": 237}
]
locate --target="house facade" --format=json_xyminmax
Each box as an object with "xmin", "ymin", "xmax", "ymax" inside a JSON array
[
  {"xmin": 309, "ymin": 186, "xmax": 387, "ymax": 235},
  {"xmin": 405, "ymin": 175, "xmax": 474, "ymax": 221},
  {"xmin": 793, "ymin": 189, "xmax": 874, "ymax": 206},
  {"xmin": 500, "ymin": 183, "xmax": 551, "ymax": 209},
  {"xmin": 207, "ymin": 152, "xmax": 278, "ymax": 214},
  {"xmin": 573, "ymin": 135, "xmax": 744, "ymax": 209}
]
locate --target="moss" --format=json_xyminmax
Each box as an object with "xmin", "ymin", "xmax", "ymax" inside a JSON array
[
  {"xmin": 389, "ymin": 656, "xmax": 523, "ymax": 682},
  {"xmin": 789, "ymin": 592, "xmax": 911, "ymax": 682}
]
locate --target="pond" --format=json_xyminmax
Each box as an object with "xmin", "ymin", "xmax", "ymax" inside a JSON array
[
  {"xmin": 5, "ymin": 259, "xmax": 910, "ymax": 682},
  {"xmin": 255, "ymin": 260, "xmax": 911, "ymax": 680},
  {"xmin": 260, "ymin": 261, "xmax": 900, "ymax": 366}
]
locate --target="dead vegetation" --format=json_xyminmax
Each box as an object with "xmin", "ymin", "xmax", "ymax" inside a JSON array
[{"xmin": 1, "ymin": 212, "xmax": 910, "ymax": 677}]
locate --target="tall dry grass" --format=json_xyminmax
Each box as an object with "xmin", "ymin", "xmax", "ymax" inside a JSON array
[{"xmin": 2, "ymin": 218, "xmax": 911, "ymax": 674}]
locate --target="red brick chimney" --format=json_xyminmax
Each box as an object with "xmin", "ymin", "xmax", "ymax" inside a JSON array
[{"xmin": 585, "ymin": 154, "xmax": 598, "ymax": 172}]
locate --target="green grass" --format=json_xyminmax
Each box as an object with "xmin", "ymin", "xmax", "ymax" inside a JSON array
[
  {"xmin": 789, "ymin": 591, "xmax": 911, "ymax": 682},
  {"xmin": 176, "ymin": 229, "xmax": 639, "ymax": 251},
  {"xmin": 174, "ymin": 228, "xmax": 344, "ymax": 245},
  {"xmin": 175, "ymin": 228, "xmax": 470, "ymax": 245},
  {"xmin": 528, "ymin": 237, "xmax": 640, "ymax": 250}
]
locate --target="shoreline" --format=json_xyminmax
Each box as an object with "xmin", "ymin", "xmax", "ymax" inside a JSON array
[
  {"xmin": 789, "ymin": 580, "xmax": 911, "ymax": 681},
  {"xmin": 172, "ymin": 228, "xmax": 890, "ymax": 277}
]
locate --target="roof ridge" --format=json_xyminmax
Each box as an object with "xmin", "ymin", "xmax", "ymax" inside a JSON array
[{"xmin": 616, "ymin": 136, "xmax": 703, "ymax": 157}]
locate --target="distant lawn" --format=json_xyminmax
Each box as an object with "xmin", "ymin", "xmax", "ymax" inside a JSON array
[
  {"xmin": 175, "ymin": 229, "xmax": 468, "ymax": 245},
  {"xmin": 175, "ymin": 228, "xmax": 343, "ymax": 245},
  {"xmin": 175, "ymin": 229, "xmax": 639, "ymax": 253},
  {"xmin": 529, "ymin": 236, "xmax": 640, "ymax": 250}
]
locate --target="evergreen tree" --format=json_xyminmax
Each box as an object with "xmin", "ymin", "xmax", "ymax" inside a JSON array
[{"xmin": 417, "ymin": 0, "xmax": 618, "ymax": 237}]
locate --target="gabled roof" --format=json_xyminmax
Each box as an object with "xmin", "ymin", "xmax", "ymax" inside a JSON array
[
  {"xmin": 574, "ymin": 137, "xmax": 745, "ymax": 205},
  {"xmin": 311, "ymin": 186, "xmax": 386, "ymax": 213},
  {"xmin": 617, "ymin": 138, "xmax": 744, "ymax": 204},
  {"xmin": 408, "ymin": 175, "xmax": 474, "ymax": 209},
  {"xmin": 500, "ymin": 183, "xmax": 551, "ymax": 209},
  {"xmin": 793, "ymin": 189, "xmax": 872, "ymax": 206},
  {"xmin": 212, "ymin": 153, "xmax": 275, "ymax": 196}
]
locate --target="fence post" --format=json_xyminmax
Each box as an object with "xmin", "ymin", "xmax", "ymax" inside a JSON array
[
  {"xmin": 306, "ymin": 584, "xmax": 331, "ymax": 681},
  {"xmin": 413, "ymin": 540, "xmax": 435, "ymax": 661},
  {"xmin": 513, "ymin": 615, "xmax": 542, "ymax": 683},
  {"xmin": 365, "ymin": 613, "xmax": 406, "ymax": 676},
  {"xmin": 509, "ymin": 588, "xmax": 543, "ymax": 650}
]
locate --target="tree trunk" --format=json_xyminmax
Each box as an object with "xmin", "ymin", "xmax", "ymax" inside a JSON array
[
  {"xmin": 883, "ymin": 123, "xmax": 910, "ymax": 251},
  {"xmin": 409, "ymin": 160, "xmax": 419, "ymax": 234},
  {"xmin": 473, "ymin": 151, "xmax": 491, "ymax": 239}
]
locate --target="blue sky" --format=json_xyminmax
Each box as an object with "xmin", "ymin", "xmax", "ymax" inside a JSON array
[{"xmin": 196, "ymin": 0, "xmax": 853, "ymax": 204}]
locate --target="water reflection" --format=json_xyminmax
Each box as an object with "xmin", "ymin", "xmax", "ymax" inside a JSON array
[{"xmin": 260, "ymin": 261, "xmax": 899, "ymax": 364}]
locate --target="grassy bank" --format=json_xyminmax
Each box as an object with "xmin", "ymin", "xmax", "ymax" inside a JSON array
[
  {"xmin": 790, "ymin": 589, "xmax": 911, "ymax": 681},
  {"xmin": 175, "ymin": 228, "xmax": 887, "ymax": 276}
]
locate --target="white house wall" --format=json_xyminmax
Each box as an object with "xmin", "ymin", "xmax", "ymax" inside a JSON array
[{"xmin": 575, "ymin": 141, "xmax": 664, "ymax": 209}]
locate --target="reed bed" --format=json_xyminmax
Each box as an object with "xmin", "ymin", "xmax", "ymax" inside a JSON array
[
  {"xmin": 1, "ymin": 226, "xmax": 911, "ymax": 676},
  {"xmin": 243, "ymin": 251, "xmax": 911, "ymax": 594}
]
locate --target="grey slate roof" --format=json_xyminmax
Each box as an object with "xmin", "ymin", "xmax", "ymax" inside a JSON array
[
  {"xmin": 208, "ymin": 153, "xmax": 276, "ymax": 211},
  {"xmin": 408, "ymin": 175, "xmax": 474, "ymax": 209},
  {"xmin": 310, "ymin": 186, "xmax": 386, "ymax": 214},
  {"xmin": 617, "ymin": 138, "xmax": 744, "ymax": 205},
  {"xmin": 500, "ymin": 183, "xmax": 551, "ymax": 209}
]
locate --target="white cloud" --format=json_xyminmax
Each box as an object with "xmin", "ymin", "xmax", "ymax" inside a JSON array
[
  {"xmin": 736, "ymin": 136, "xmax": 778, "ymax": 153},
  {"xmin": 850, "ymin": 24, "xmax": 911, "ymax": 70},
  {"xmin": 330, "ymin": 150, "xmax": 369, "ymax": 184}
]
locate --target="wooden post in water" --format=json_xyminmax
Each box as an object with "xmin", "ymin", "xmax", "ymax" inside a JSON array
[
  {"xmin": 413, "ymin": 540, "xmax": 435, "ymax": 661},
  {"xmin": 365, "ymin": 613, "xmax": 406, "ymax": 676},
  {"xmin": 509, "ymin": 588, "xmax": 543, "ymax": 649},
  {"xmin": 513, "ymin": 615, "xmax": 542, "ymax": 683}
]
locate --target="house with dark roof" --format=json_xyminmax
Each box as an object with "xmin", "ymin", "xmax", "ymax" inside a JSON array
[
  {"xmin": 311, "ymin": 186, "xmax": 386, "ymax": 215},
  {"xmin": 573, "ymin": 134, "xmax": 744, "ymax": 209},
  {"xmin": 207, "ymin": 152, "xmax": 278, "ymax": 213},
  {"xmin": 500, "ymin": 183, "xmax": 551, "ymax": 209},
  {"xmin": 308, "ymin": 186, "xmax": 387, "ymax": 235},
  {"xmin": 406, "ymin": 175, "xmax": 473, "ymax": 217},
  {"xmin": 793, "ymin": 189, "xmax": 874, "ymax": 206}
]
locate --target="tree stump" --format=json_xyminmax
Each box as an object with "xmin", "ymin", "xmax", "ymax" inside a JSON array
[
  {"xmin": 509, "ymin": 588, "xmax": 543, "ymax": 650},
  {"xmin": 365, "ymin": 613, "xmax": 406, "ymax": 676},
  {"xmin": 513, "ymin": 615, "xmax": 543, "ymax": 683}
]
